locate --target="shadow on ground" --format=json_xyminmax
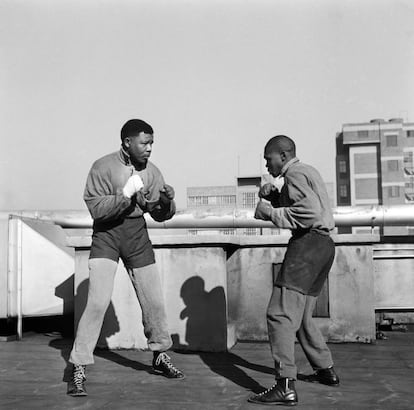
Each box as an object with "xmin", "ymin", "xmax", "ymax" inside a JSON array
[
  {"xmin": 171, "ymin": 275, "xmax": 273, "ymax": 394},
  {"xmin": 50, "ymin": 277, "xmax": 152, "ymax": 383}
]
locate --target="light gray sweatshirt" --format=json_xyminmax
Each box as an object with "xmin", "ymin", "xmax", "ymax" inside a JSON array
[
  {"xmin": 84, "ymin": 148, "xmax": 175, "ymax": 224},
  {"xmin": 269, "ymin": 158, "xmax": 334, "ymax": 234}
]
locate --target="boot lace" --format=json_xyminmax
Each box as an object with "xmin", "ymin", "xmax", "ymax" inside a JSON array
[
  {"xmin": 73, "ymin": 365, "xmax": 86, "ymax": 387},
  {"xmin": 155, "ymin": 353, "xmax": 181, "ymax": 376},
  {"xmin": 257, "ymin": 382, "xmax": 278, "ymax": 396}
]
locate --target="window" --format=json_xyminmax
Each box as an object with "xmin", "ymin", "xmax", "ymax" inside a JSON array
[
  {"xmin": 208, "ymin": 196, "xmax": 217, "ymax": 205},
  {"xmin": 339, "ymin": 160, "xmax": 347, "ymax": 174},
  {"xmin": 405, "ymin": 181, "xmax": 414, "ymax": 192},
  {"xmin": 358, "ymin": 130, "xmax": 369, "ymax": 139},
  {"xmin": 387, "ymin": 160, "xmax": 399, "ymax": 172},
  {"xmin": 244, "ymin": 228, "xmax": 259, "ymax": 236},
  {"xmin": 386, "ymin": 135, "xmax": 398, "ymax": 147},
  {"xmin": 355, "ymin": 178, "xmax": 378, "ymax": 200},
  {"xmin": 405, "ymin": 182, "xmax": 414, "ymax": 202},
  {"xmin": 388, "ymin": 186, "xmax": 400, "ymax": 198},
  {"xmin": 407, "ymin": 130, "xmax": 414, "ymax": 138},
  {"xmin": 404, "ymin": 151, "xmax": 414, "ymax": 175},
  {"xmin": 339, "ymin": 185, "xmax": 347, "ymax": 197},
  {"xmin": 221, "ymin": 195, "xmax": 236, "ymax": 205},
  {"xmin": 241, "ymin": 192, "xmax": 257, "ymax": 208},
  {"xmin": 354, "ymin": 153, "xmax": 377, "ymax": 174},
  {"xmin": 221, "ymin": 229, "xmax": 235, "ymax": 235}
]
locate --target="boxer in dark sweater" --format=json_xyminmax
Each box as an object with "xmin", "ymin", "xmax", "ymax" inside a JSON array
[{"xmin": 249, "ymin": 135, "xmax": 339, "ymax": 406}]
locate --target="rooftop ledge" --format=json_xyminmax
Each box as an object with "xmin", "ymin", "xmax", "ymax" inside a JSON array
[{"xmin": 66, "ymin": 233, "xmax": 380, "ymax": 248}]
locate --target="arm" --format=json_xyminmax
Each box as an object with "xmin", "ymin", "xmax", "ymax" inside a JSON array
[{"xmin": 84, "ymin": 166, "xmax": 133, "ymax": 223}]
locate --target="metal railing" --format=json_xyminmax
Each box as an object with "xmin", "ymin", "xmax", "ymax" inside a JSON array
[{"xmin": 3, "ymin": 204, "xmax": 414, "ymax": 229}]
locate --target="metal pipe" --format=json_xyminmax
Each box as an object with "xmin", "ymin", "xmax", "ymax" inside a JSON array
[
  {"xmin": 16, "ymin": 218, "xmax": 23, "ymax": 341},
  {"xmin": 2, "ymin": 204, "xmax": 414, "ymax": 229},
  {"xmin": 7, "ymin": 217, "xmax": 23, "ymax": 340}
]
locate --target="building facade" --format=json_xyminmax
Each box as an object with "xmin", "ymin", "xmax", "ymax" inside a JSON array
[{"xmin": 336, "ymin": 118, "xmax": 414, "ymax": 235}]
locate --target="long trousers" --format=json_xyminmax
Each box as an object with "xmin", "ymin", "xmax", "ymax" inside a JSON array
[
  {"xmin": 267, "ymin": 286, "xmax": 333, "ymax": 379},
  {"xmin": 69, "ymin": 258, "xmax": 172, "ymax": 365}
]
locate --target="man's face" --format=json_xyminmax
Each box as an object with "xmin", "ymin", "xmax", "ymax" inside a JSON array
[
  {"xmin": 125, "ymin": 132, "xmax": 154, "ymax": 165},
  {"xmin": 264, "ymin": 149, "xmax": 284, "ymax": 177}
]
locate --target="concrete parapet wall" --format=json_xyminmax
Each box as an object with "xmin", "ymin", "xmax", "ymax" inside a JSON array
[
  {"xmin": 2, "ymin": 214, "xmax": 413, "ymax": 347},
  {"xmin": 226, "ymin": 236, "xmax": 376, "ymax": 344},
  {"xmin": 69, "ymin": 234, "xmax": 379, "ymax": 351}
]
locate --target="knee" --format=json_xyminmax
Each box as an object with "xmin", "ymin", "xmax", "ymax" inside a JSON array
[
  {"xmin": 144, "ymin": 300, "xmax": 167, "ymax": 320},
  {"xmin": 266, "ymin": 307, "xmax": 284, "ymax": 325},
  {"xmin": 84, "ymin": 297, "xmax": 110, "ymax": 316}
]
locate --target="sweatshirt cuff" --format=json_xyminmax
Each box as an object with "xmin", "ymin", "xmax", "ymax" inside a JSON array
[{"xmin": 269, "ymin": 207, "xmax": 288, "ymax": 228}]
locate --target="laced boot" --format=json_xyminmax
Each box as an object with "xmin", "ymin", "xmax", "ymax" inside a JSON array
[
  {"xmin": 248, "ymin": 378, "xmax": 298, "ymax": 406},
  {"xmin": 302, "ymin": 366, "xmax": 340, "ymax": 386},
  {"xmin": 152, "ymin": 352, "xmax": 185, "ymax": 379},
  {"xmin": 67, "ymin": 364, "xmax": 87, "ymax": 397}
]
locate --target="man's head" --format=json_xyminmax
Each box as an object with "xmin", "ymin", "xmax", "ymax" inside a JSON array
[
  {"xmin": 121, "ymin": 119, "xmax": 154, "ymax": 166},
  {"xmin": 264, "ymin": 135, "xmax": 296, "ymax": 177}
]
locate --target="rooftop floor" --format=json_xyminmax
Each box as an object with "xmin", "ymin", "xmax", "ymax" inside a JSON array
[{"xmin": 1, "ymin": 330, "xmax": 414, "ymax": 410}]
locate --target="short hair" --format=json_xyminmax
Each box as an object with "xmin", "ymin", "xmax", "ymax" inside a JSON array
[
  {"xmin": 121, "ymin": 119, "xmax": 153, "ymax": 142},
  {"xmin": 265, "ymin": 135, "xmax": 296, "ymax": 156}
]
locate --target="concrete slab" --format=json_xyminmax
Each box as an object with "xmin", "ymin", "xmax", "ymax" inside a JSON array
[{"xmin": 1, "ymin": 331, "xmax": 413, "ymax": 409}]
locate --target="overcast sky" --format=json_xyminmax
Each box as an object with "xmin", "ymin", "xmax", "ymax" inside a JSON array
[{"xmin": 1, "ymin": 0, "xmax": 413, "ymax": 210}]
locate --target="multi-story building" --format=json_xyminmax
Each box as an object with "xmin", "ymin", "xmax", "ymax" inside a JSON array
[{"xmin": 336, "ymin": 118, "xmax": 414, "ymax": 235}]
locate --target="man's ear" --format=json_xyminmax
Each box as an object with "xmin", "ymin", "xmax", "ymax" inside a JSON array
[
  {"xmin": 280, "ymin": 151, "xmax": 287, "ymax": 161},
  {"xmin": 123, "ymin": 137, "xmax": 130, "ymax": 148}
]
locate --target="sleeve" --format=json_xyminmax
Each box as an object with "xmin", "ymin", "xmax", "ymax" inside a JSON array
[
  {"xmin": 83, "ymin": 164, "xmax": 133, "ymax": 223},
  {"xmin": 269, "ymin": 171, "xmax": 321, "ymax": 230}
]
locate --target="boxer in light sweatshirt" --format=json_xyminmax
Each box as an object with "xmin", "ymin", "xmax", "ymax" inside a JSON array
[{"xmin": 67, "ymin": 119, "xmax": 184, "ymax": 397}]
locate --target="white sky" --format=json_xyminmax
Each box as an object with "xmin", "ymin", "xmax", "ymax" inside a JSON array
[{"xmin": 1, "ymin": 0, "xmax": 413, "ymax": 210}]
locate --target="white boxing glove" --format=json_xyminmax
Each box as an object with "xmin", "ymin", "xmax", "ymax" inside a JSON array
[{"xmin": 122, "ymin": 174, "xmax": 144, "ymax": 199}]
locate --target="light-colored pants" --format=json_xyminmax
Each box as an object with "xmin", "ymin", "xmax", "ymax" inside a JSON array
[
  {"xmin": 267, "ymin": 286, "xmax": 333, "ymax": 379},
  {"xmin": 69, "ymin": 258, "xmax": 172, "ymax": 365}
]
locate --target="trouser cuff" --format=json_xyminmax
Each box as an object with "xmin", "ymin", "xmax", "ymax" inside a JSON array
[{"xmin": 148, "ymin": 337, "xmax": 173, "ymax": 352}]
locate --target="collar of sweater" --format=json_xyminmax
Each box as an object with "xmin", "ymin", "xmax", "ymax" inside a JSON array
[
  {"xmin": 280, "ymin": 157, "xmax": 300, "ymax": 177},
  {"xmin": 119, "ymin": 147, "xmax": 131, "ymax": 165}
]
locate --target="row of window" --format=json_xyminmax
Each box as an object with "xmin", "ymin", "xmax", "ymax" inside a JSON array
[
  {"xmin": 356, "ymin": 131, "xmax": 398, "ymax": 147},
  {"xmin": 241, "ymin": 192, "xmax": 258, "ymax": 209},
  {"xmin": 188, "ymin": 195, "xmax": 236, "ymax": 206},
  {"xmin": 188, "ymin": 192, "xmax": 260, "ymax": 208},
  {"xmin": 339, "ymin": 183, "xmax": 414, "ymax": 200},
  {"xmin": 187, "ymin": 228, "xmax": 267, "ymax": 236},
  {"xmin": 339, "ymin": 152, "xmax": 414, "ymax": 175},
  {"xmin": 356, "ymin": 131, "xmax": 414, "ymax": 144}
]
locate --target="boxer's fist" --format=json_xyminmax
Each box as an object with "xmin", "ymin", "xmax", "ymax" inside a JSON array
[
  {"xmin": 254, "ymin": 201, "xmax": 272, "ymax": 221},
  {"xmin": 259, "ymin": 183, "xmax": 276, "ymax": 200},
  {"xmin": 122, "ymin": 174, "xmax": 144, "ymax": 199},
  {"xmin": 159, "ymin": 184, "xmax": 175, "ymax": 204}
]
